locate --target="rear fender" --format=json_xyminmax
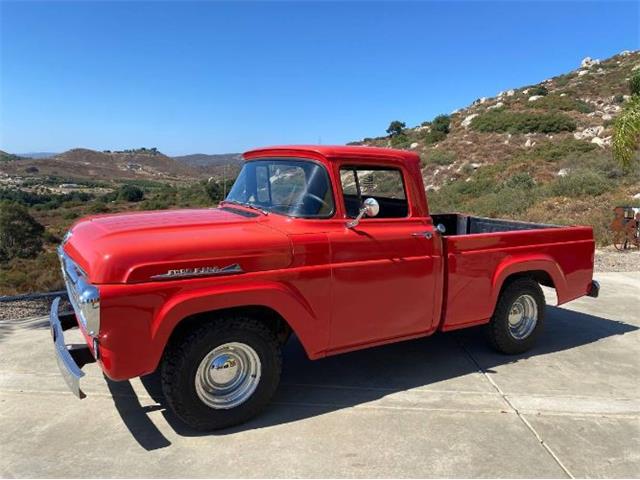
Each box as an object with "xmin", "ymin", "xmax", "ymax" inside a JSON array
[
  {"xmin": 149, "ymin": 281, "xmax": 326, "ymax": 369},
  {"xmin": 492, "ymin": 255, "xmax": 568, "ymax": 308}
]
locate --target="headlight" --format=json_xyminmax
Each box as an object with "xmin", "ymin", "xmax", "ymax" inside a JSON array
[{"xmin": 77, "ymin": 281, "xmax": 100, "ymax": 336}]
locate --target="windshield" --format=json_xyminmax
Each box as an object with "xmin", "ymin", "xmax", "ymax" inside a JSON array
[{"xmin": 225, "ymin": 158, "xmax": 335, "ymax": 218}]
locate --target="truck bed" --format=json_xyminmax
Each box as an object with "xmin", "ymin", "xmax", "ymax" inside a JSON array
[
  {"xmin": 431, "ymin": 213, "xmax": 595, "ymax": 332},
  {"xmin": 431, "ymin": 213, "xmax": 558, "ymax": 236}
]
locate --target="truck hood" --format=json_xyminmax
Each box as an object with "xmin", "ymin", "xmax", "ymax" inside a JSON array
[{"xmin": 62, "ymin": 208, "xmax": 292, "ymax": 284}]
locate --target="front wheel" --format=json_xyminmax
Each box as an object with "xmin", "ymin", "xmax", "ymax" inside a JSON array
[
  {"xmin": 486, "ymin": 277, "xmax": 545, "ymax": 354},
  {"xmin": 160, "ymin": 316, "xmax": 282, "ymax": 431}
]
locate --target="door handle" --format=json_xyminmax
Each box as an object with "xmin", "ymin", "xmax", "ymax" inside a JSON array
[{"xmin": 412, "ymin": 231, "xmax": 433, "ymax": 239}]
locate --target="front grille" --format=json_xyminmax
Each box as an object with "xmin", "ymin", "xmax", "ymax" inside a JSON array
[{"xmin": 58, "ymin": 247, "xmax": 100, "ymax": 336}]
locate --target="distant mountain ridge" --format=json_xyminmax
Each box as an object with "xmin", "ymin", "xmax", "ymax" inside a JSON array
[
  {"xmin": 16, "ymin": 152, "xmax": 58, "ymax": 159},
  {"xmin": 0, "ymin": 147, "xmax": 244, "ymax": 182}
]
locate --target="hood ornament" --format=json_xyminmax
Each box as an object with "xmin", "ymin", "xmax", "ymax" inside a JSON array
[{"xmin": 151, "ymin": 263, "xmax": 243, "ymax": 280}]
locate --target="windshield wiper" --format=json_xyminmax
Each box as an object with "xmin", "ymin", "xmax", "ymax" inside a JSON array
[{"xmin": 220, "ymin": 200, "xmax": 269, "ymax": 215}]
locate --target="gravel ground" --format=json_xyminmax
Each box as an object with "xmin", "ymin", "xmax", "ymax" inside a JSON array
[
  {"xmin": 1, "ymin": 248, "xmax": 638, "ymax": 321},
  {"xmin": 0, "ymin": 297, "xmax": 71, "ymax": 322},
  {"xmin": 595, "ymin": 246, "xmax": 640, "ymax": 273}
]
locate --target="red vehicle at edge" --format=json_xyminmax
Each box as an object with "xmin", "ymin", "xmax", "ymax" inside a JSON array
[{"xmin": 50, "ymin": 145, "xmax": 599, "ymax": 430}]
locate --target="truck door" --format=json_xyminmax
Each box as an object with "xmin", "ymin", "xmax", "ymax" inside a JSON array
[{"xmin": 327, "ymin": 166, "xmax": 442, "ymax": 352}]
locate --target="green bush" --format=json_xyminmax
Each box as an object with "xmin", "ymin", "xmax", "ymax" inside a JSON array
[
  {"xmin": 525, "ymin": 139, "xmax": 597, "ymax": 162},
  {"xmin": 390, "ymin": 133, "xmax": 410, "ymax": 148},
  {"xmin": 424, "ymin": 130, "xmax": 447, "ymax": 144},
  {"xmin": 422, "ymin": 114, "xmax": 451, "ymax": 144},
  {"xmin": 117, "ymin": 184, "xmax": 145, "ymax": 202},
  {"xmin": 425, "ymin": 150, "xmax": 456, "ymax": 166},
  {"xmin": 431, "ymin": 114, "xmax": 451, "ymax": 134},
  {"xmin": 629, "ymin": 71, "xmax": 640, "ymax": 96},
  {"xmin": 0, "ymin": 202, "xmax": 44, "ymax": 262},
  {"xmin": 529, "ymin": 95, "xmax": 594, "ymax": 113},
  {"xmin": 205, "ymin": 180, "xmax": 224, "ymax": 202},
  {"xmin": 471, "ymin": 110, "xmax": 576, "ymax": 134},
  {"xmin": 88, "ymin": 201, "xmax": 109, "ymax": 214},
  {"xmin": 528, "ymin": 85, "xmax": 549, "ymax": 96},
  {"xmin": 546, "ymin": 170, "xmax": 612, "ymax": 197},
  {"xmin": 504, "ymin": 172, "xmax": 535, "ymax": 190}
]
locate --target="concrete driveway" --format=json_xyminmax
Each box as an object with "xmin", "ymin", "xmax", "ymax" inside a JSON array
[{"xmin": 1, "ymin": 271, "xmax": 638, "ymax": 478}]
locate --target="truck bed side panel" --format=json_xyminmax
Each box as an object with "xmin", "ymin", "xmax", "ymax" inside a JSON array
[{"xmin": 440, "ymin": 226, "xmax": 594, "ymax": 331}]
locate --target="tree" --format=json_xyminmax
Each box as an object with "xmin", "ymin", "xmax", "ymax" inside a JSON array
[
  {"xmin": 386, "ymin": 121, "xmax": 406, "ymax": 136},
  {"xmin": 117, "ymin": 184, "xmax": 145, "ymax": 202},
  {"xmin": 613, "ymin": 71, "xmax": 640, "ymax": 171},
  {"xmin": 0, "ymin": 202, "xmax": 44, "ymax": 262},
  {"xmin": 613, "ymin": 96, "xmax": 640, "ymax": 171}
]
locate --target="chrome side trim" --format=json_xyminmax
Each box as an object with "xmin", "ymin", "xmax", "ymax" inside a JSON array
[
  {"xmin": 150, "ymin": 263, "xmax": 244, "ymax": 280},
  {"xmin": 49, "ymin": 297, "xmax": 86, "ymax": 399}
]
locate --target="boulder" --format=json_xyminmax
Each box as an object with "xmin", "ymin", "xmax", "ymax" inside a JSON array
[
  {"xmin": 461, "ymin": 113, "xmax": 478, "ymax": 128},
  {"xmin": 581, "ymin": 57, "xmax": 600, "ymax": 68},
  {"xmin": 506, "ymin": 89, "xmax": 515, "ymax": 96},
  {"xmin": 578, "ymin": 70, "xmax": 588, "ymax": 77},
  {"xmin": 557, "ymin": 168, "xmax": 570, "ymax": 177},
  {"xmin": 528, "ymin": 95, "xmax": 543, "ymax": 102},
  {"xmin": 410, "ymin": 142, "xmax": 419, "ymax": 149},
  {"xmin": 591, "ymin": 137, "xmax": 606, "ymax": 148},
  {"xmin": 488, "ymin": 101, "xmax": 504, "ymax": 110},
  {"xmin": 524, "ymin": 138, "xmax": 535, "ymax": 148},
  {"xmin": 574, "ymin": 126, "xmax": 605, "ymax": 139}
]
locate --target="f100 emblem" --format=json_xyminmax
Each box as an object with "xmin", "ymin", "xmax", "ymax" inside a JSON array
[{"xmin": 150, "ymin": 263, "xmax": 243, "ymax": 280}]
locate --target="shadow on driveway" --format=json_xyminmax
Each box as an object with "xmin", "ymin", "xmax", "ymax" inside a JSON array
[{"xmin": 100, "ymin": 306, "xmax": 636, "ymax": 450}]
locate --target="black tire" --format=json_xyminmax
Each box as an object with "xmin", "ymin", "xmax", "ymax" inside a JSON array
[
  {"xmin": 485, "ymin": 277, "xmax": 545, "ymax": 355},
  {"xmin": 160, "ymin": 316, "xmax": 282, "ymax": 431}
]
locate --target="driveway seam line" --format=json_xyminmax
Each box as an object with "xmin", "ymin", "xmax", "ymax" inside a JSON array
[{"xmin": 457, "ymin": 341, "xmax": 575, "ymax": 479}]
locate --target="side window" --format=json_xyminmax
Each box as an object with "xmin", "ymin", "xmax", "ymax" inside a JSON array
[{"xmin": 340, "ymin": 167, "xmax": 408, "ymax": 219}]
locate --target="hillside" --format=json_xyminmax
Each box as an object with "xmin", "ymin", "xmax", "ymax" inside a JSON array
[
  {"xmin": 173, "ymin": 152, "xmax": 242, "ymax": 167},
  {"xmin": 0, "ymin": 147, "xmax": 202, "ymax": 182},
  {"xmin": 0, "ymin": 150, "xmax": 26, "ymax": 162},
  {"xmin": 350, "ymin": 50, "xmax": 640, "ymax": 244},
  {"xmin": 173, "ymin": 152, "xmax": 244, "ymax": 177}
]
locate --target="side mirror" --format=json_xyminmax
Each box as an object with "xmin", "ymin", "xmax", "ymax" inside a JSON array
[
  {"xmin": 436, "ymin": 223, "xmax": 446, "ymax": 234},
  {"xmin": 347, "ymin": 197, "xmax": 379, "ymax": 228}
]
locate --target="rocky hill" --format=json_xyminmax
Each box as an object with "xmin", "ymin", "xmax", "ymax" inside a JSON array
[{"xmin": 350, "ymin": 50, "xmax": 640, "ymax": 244}]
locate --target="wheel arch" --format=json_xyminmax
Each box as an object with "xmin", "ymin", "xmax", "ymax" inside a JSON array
[
  {"xmin": 148, "ymin": 282, "xmax": 327, "ymax": 373},
  {"xmin": 491, "ymin": 255, "xmax": 569, "ymax": 309}
]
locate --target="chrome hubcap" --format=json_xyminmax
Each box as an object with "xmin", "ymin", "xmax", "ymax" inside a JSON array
[
  {"xmin": 507, "ymin": 294, "xmax": 538, "ymax": 340},
  {"xmin": 195, "ymin": 342, "xmax": 261, "ymax": 409}
]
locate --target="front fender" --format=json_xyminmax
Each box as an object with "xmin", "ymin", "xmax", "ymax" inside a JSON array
[
  {"xmin": 492, "ymin": 254, "xmax": 568, "ymax": 307},
  {"xmin": 148, "ymin": 280, "xmax": 327, "ymax": 369}
]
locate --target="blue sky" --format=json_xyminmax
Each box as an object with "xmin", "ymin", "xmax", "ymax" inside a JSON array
[{"xmin": 1, "ymin": 1, "xmax": 638, "ymax": 155}]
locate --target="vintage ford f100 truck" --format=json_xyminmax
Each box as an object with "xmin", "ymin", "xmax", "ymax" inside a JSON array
[{"xmin": 50, "ymin": 145, "xmax": 599, "ymax": 430}]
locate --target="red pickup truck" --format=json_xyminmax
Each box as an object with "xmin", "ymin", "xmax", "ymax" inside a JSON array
[{"xmin": 50, "ymin": 145, "xmax": 599, "ymax": 430}]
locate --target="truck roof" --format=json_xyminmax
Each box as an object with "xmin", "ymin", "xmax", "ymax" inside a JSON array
[{"xmin": 243, "ymin": 145, "xmax": 421, "ymax": 168}]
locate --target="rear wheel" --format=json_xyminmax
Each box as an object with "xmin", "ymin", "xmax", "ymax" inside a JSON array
[
  {"xmin": 486, "ymin": 277, "xmax": 545, "ymax": 354},
  {"xmin": 161, "ymin": 316, "xmax": 282, "ymax": 431}
]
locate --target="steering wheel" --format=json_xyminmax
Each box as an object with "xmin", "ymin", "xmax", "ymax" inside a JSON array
[{"xmin": 303, "ymin": 193, "xmax": 330, "ymax": 209}]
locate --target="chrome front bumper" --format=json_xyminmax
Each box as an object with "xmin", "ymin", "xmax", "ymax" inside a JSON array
[{"xmin": 48, "ymin": 297, "xmax": 96, "ymax": 398}]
